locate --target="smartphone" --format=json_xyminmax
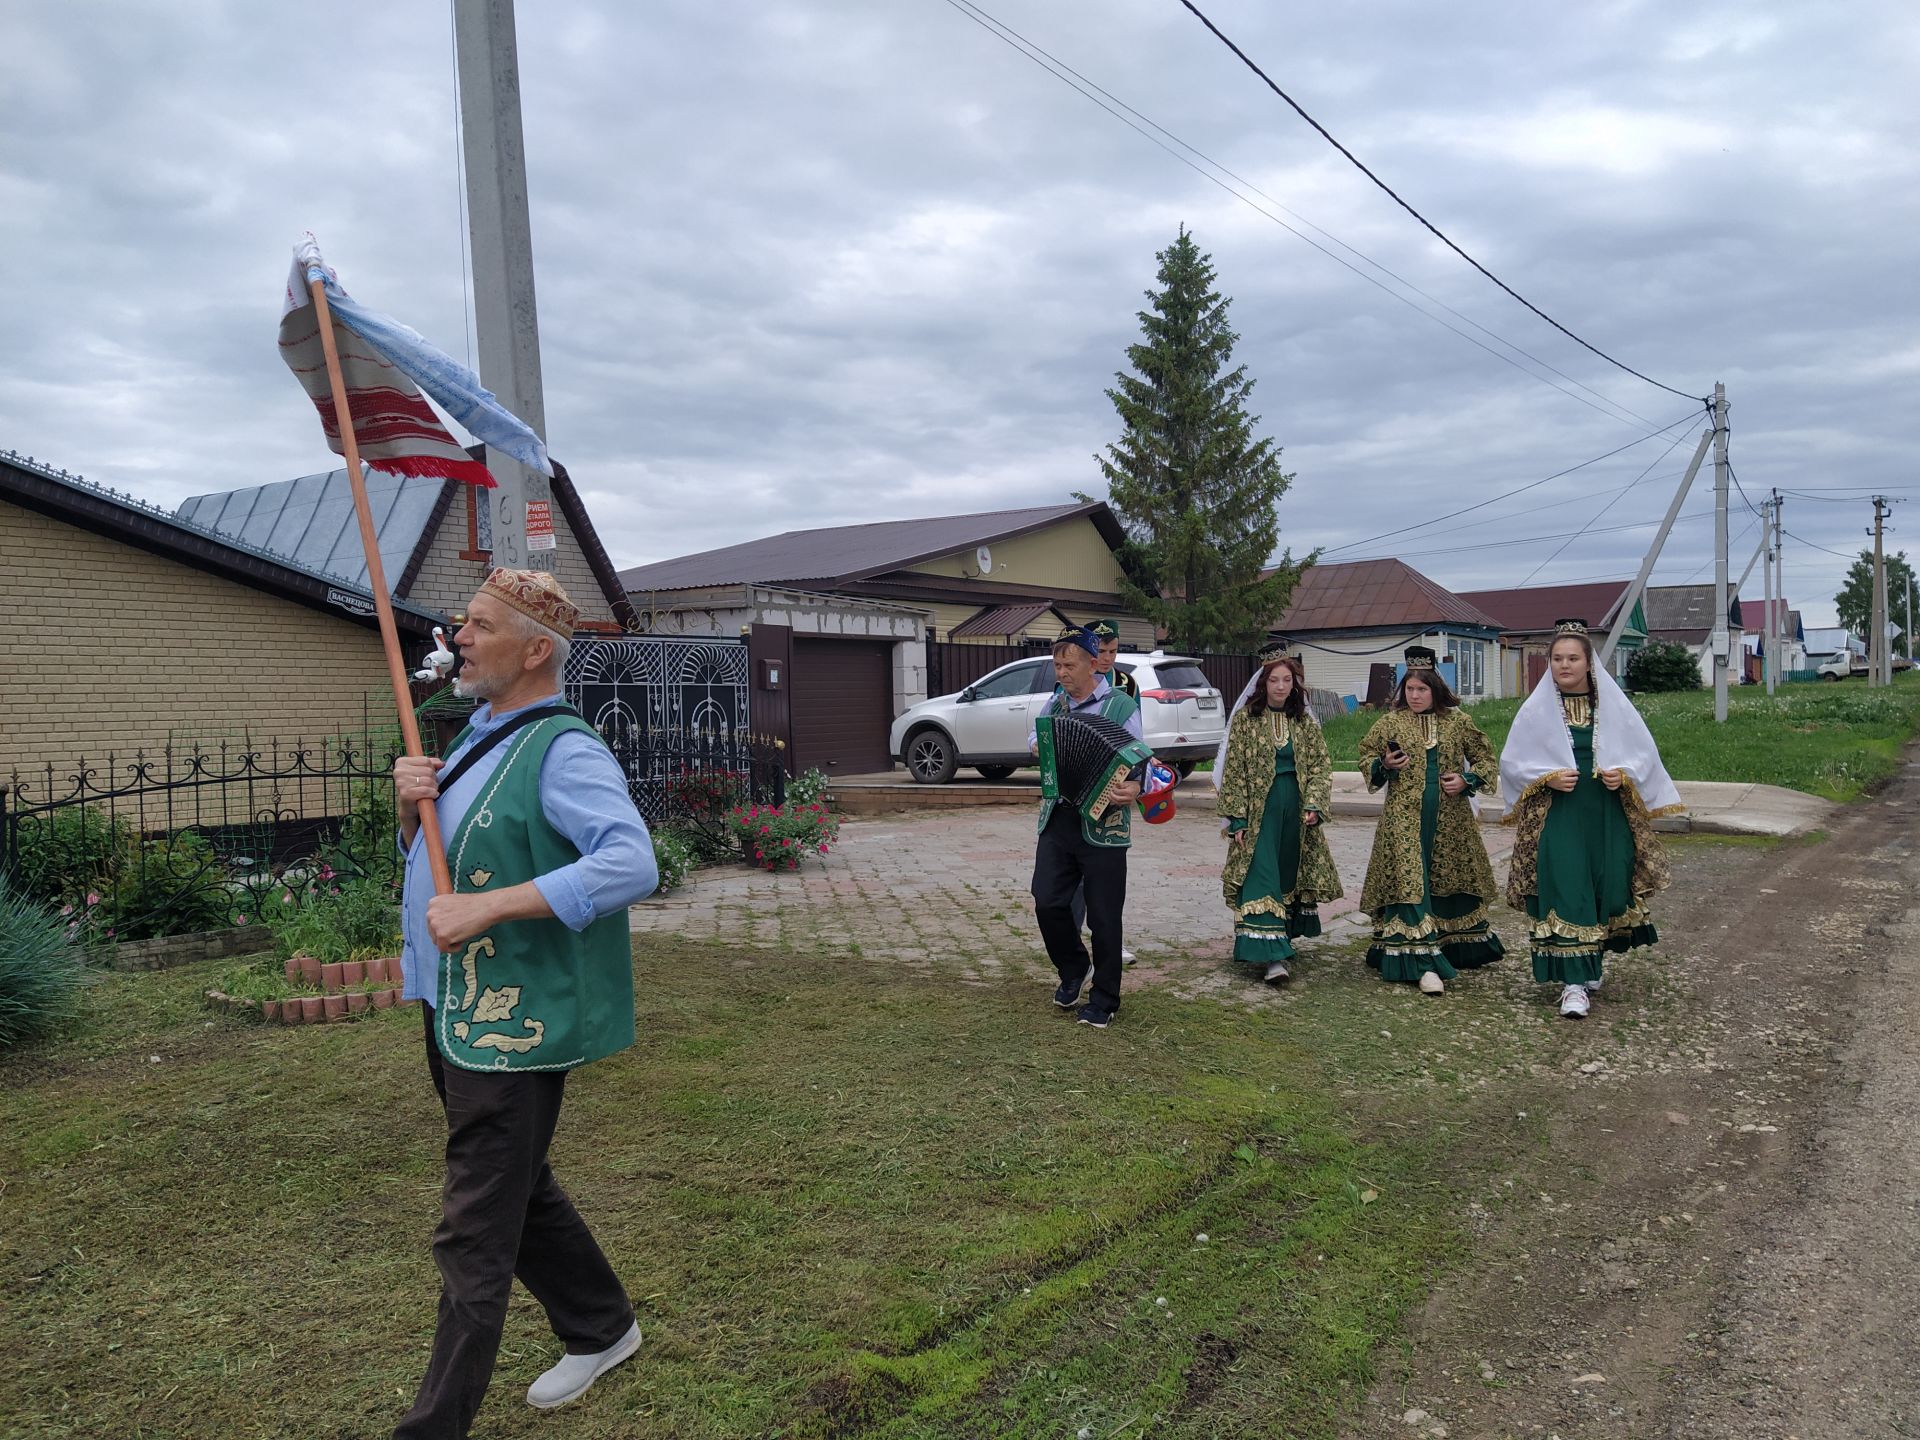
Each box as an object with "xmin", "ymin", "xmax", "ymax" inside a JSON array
[{"xmin": 1385, "ymin": 739, "xmax": 1405, "ymax": 758}]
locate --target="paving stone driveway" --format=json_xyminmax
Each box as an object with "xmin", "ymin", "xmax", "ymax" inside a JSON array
[{"xmin": 634, "ymin": 806, "xmax": 1516, "ymax": 1004}]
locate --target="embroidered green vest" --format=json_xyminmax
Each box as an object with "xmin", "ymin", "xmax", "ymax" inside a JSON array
[
  {"xmin": 1034, "ymin": 685, "xmax": 1146, "ymax": 849},
  {"xmin": 433, "ymin": 714, "xmax": 635, "ymax": 1073}
]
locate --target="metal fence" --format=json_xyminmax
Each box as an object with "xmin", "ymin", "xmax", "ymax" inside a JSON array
[{"xmin": 1, "ymin": 718, "xmax": 787, "ymax": 946}]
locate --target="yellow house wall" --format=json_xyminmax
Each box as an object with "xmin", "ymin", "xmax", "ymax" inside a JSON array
[
  {"xmin": 1, "ymin": 500, "xmax": 404, "ymax": 775},
  {"xmin": 904, "ymin": 517, "xmax": 1128, "ymax": 593}
]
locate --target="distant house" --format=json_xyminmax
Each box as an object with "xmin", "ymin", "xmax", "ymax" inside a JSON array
[
  {"xmin": 617, "ymin": 501, "xmax": 1151, "ymax": 773},
  {"xmin": 1643, "ymin": 584, "xmax": 1746, "ymax": 686},
  {"xmin": 1742, "ymin": 599, "xmax": 1806, "ymax": 678},
  {"xmin": 1457, "ymin": 580, "xmax": 1648, "ymax": 695},
  {"xmin": 1801, "ymin": 626, "xmax": 1857, "ymax": 666},
  {"xmin": 1269, "ymin": 558, "xmax": 1504, "ymax": 705}
]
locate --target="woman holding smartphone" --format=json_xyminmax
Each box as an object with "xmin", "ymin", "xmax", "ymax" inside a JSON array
[
  {"xmin": 1217, "ymin": 650, "xmax": 1343, "ymax": 985},
  {"xmin": 1499, "ymin": 619, "xmax": 1681, "ymax": 1019},
  {"xmin": 1355, "ymin": 646, "xmax": 1504, "ymax": 993}
]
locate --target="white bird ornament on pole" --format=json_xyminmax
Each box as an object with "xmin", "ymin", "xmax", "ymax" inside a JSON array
[{"xmin": 413, "ymin": 626, "xmax": 456, "ymax": 683}]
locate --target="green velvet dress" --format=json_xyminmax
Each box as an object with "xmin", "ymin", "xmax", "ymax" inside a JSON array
[
  {"xmin": 1526, "ymin": 722, "xmax": 1659, "ymax": 985},
  {"xmin": 1230, "ymin": 744, "xmax": 1321, "ymax": 964}
]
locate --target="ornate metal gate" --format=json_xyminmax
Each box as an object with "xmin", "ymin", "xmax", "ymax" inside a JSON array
[{"xmin": 564, "ymin": 636, "xmax": 777, "ymax": 821}]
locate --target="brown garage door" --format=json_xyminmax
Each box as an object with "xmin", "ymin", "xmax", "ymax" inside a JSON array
[{"xmin": 791, "ymin": 638, "xmax": 894, "ymax": 774}]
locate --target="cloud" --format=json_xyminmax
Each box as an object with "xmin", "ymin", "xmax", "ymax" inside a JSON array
[{"xmin": 2, "ymin": 0, "xmax": 1917, "ymax": 628}]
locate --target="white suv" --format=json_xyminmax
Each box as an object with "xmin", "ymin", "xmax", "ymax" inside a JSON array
[{"xmin": 889, "ymin": 651, "xmax": 1227, "ymax": 784}]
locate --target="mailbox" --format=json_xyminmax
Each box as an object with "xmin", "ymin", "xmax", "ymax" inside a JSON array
[{"xmin": 760, "ymin": 658, "xmax": 783, "ymax": 690}]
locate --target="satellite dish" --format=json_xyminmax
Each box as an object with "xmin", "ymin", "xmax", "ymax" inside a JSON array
[{"xmin": 975, "ymin": 545, "xmax": 993, "ymax": 574}]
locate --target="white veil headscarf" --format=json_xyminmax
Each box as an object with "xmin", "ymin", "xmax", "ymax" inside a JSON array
[
  {"xmin": 1210, "ymin": 670, "xmax": 1264, "ymax": 791},
  {"xmin": 1499, "ymin": 660, "xmax": 1682, "ymax": 814}
]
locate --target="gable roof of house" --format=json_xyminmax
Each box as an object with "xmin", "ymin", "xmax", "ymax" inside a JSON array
[
  {"xmin": 1644, "ymin": 583, "xmax": 1744, "ymax": 641},
  {"xmin": 1456, "ymin": 580, "xmax": 1634, "ymax": 635},
  {"xmin": 2, "ymin": 448, "xmax": 447, "ymax": 633},
  {"xmin": 177, "ymin": 453, "xmax": 637, "ymax": 628},
  {"xmin": 1273, "ymin": 558, "xmax": 1502, "ymax": 633},
  {"xmin": 1745, "ymin": 598, "xmax": 1801, "ymax": 639},
  {"xmin": 618, "ymin": 501, "xmax": 1127, "ymax": 593}
]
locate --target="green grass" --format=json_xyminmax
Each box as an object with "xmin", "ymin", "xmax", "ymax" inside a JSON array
[
  {"xmin": 0, "ymin": 936, "xmax": 1569, "ymax": 1440},
  {"xmin": 1317, "ymin": 672, "xmax": 1920, "ymax": 801}
]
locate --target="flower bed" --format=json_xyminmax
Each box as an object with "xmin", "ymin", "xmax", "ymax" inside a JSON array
[{"xmin": 726, "ymin": 801, "xmax": 840, "ymax": 872}]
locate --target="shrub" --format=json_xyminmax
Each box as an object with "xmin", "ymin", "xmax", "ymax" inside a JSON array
[
  {"xmin": 1626, "ymin": 641, "xmax": 1704, "ymax": 693},
  {"xmin": 263, "ymin": 876, "xmax": 401, "ymax": 964},
  {"xmin": 9, "ymin": 805, "xmax": 133, "ymax": 909},
  {"xmin": 725, "ymin": 802, "xmax": 840, "ymax": 872},
  {"xmin": 786, "ymin": 767, "xmax": 831, "ymax": 809},
  {"xmin": 0, "ymin": 874, "xmax": 93, "ymax": 1050},
  {"xmin": 105, "ymin": 829, "xmax": 234, "ymax": 943},
  {"xmin": 650, "ymin": 828, "xmax": 696, "ymax": 895}
]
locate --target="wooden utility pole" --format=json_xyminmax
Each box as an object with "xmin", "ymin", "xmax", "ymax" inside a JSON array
[
  {"xmin": 1711, "ymin": 383, "xmax": 1731, "ymax": 722},
  {"xmin": 1870, "ymin": 496, "xmax": 1891, "ymax": 686},
  {"xmin": 455, "ymin": 0, "xmax": 553, "ymax": 573}
]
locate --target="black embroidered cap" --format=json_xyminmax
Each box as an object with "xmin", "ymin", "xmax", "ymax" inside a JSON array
[
  {"xmin": 1553, "ymin": 617, "xmax": 1590, "ymax": 636},
  {"xmin": 1404, "ymin": 645, "xmax": 1438, "ymax": 671}
]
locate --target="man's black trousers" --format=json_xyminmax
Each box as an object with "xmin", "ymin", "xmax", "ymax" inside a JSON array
[
  {"xmin": 1031, "ymin": 805, "xmax": 1129, "ymax": 1015},
  {"xmin": 394, "ymin": 1007, "xmax": 634, "ymax": 1440}
]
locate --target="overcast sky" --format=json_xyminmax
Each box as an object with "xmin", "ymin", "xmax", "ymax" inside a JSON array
[{"xmin": 5, "ymin": 1, "xmax": 1918, "ymax": 627}]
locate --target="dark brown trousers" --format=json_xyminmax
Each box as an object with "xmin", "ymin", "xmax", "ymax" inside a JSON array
[{"xmin": 393, "ymin": 1007, "xmax": 633, "ymax": 1440}]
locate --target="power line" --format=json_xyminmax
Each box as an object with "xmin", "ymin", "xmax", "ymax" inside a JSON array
[
  {"xmin": 1346, "ymin": 505, "xmax": 1715, "ymax": 562},
  {"xmin": 1784, "ymin": 529, "xmax": 1860, "ymax": 560},
  {"xmin": 943, "ymin": 0, "xmax": 1660, "ymax": 431},
  {"xmin": 1173, "ymin": 0, "xmax": 1708, "ymax": 403},
  {"xmin": 937, "ymin": 0, "xmax": 1663, "ymax": 430},
  {"xmin": 1320, "ymin": 409, "xmax": 1704, "ymax": 557},
  {"xmin": 1515, "ymin": 424, "xmax": 1697, "ymax": 586}
]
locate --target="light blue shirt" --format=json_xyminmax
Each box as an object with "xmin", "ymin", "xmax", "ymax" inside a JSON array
[
  {"xmin": 1026, "ymin": 676, "xmax": 1145, "ymax": 753},
  {"xmin": 399, "ymin": 696, "xmax": 658, "ymax": 1003}
]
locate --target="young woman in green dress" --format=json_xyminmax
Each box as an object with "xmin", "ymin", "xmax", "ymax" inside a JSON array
[
  {"xmin": 1499, "ymin": 619, "xmax": 1682, "ymax": 1019},
  {"xmin": 1355, "ymin": 647, "xmax": 1504, "ymax": 995},
  {"xmin": 1218, "ymin": 653, "xmax": 1344, "ymax": 984}
]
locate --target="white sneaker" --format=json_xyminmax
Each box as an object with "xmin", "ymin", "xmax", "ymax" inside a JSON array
[
  {"xmin": 1418, "ymin": 970, "xmax": 1445, "ymax": 995},
  {"xmin": 1558, "ymin": 985, "xmax": 1591, "ymax": 1019},
  {"xmin": 1122, "ymin": 947, "xmax": 1137, "ymax": 965},
  {"xmin": 1584, "ymin": 976, "xmax": 1603, "ymax": 994},
  {"xmin": 1263, "ymin": 959, "xmax": 1290, "ymax": 984},
  {"xmin": 527, "ymin": 1321, "xmax": 642, "ymax": 1409}
]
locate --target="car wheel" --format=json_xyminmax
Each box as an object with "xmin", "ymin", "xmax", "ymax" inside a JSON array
[
  {"xmin": 1174, "ymin": 760, "xmax": 1198, "ymax": 780},
  {"xmin": 905, "ymin": 728, "xmax": 958, "ymax": 784},
  {"xmin": 976, "ymin": 765, "xmax": 1017, "ymax": 781},
  {"xmin": 1822, "ymin": 672, "xmax": 1840, "ymax": 682}
]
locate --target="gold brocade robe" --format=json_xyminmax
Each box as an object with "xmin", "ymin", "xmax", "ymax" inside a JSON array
[
  {"xmin": 1354, "ymin": 707, "xmax": 1500, "ymax": 914},
  {"xmin": 1217, "ymin": 708, "xmax": 1344, "ymax": 909}
]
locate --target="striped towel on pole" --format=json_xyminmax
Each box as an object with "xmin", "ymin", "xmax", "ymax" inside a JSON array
[{"xmin": 278, "ymin": 236, "xmax": 552, "ymax": 487}]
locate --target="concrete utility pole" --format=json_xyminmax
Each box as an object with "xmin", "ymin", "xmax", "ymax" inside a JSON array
[
  {"xmin": 1711, "ymin": 383, "xmax": 1732, "ymax": 722},
  {"xmin": 455, "ymin": 0, "xmax": 553, "ymax": 572},
  {"xmin": 1772, "ymin": 491, "xmax": 1786, "ymax": 683},
  {"xmin": 1600, "ymin": 420, "xmax": 1715, "ymax": 670},
  {"xmin": 1907, "ymin": 570, "xmax": 1915, "ymax": 666},
  {"xmin": 1870, "ymin": 496, "xmax": 1891, "ymax": 686},
  {"xmin": 1761, "ymin": 496, "xmax": 1776, "ymax": 693}
]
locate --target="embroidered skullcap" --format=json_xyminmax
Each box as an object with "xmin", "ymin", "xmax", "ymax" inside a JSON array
[
  {"xmin": 481, "ymin": 568, "xmax": 579, "ymax": 637},
  {"xmin": 1086, "ymin": 618, "xmax": 1122, "ymax": 641},
  {"xmin": 1553, "ymin": 617, "xmax": 1590, "ymax": 636},
  {"xmin": 1404, "ymin": 644, "xmax": 1438, "ymax": 671},
  {"xmin": 1256, "ymin": 639, "xmax": 1288, "ymax": 665},
  {"xmin": 1054, "ymin": 626, "xmax": 1100, "ymax": 657}
]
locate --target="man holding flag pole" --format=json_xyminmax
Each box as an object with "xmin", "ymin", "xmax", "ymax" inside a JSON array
[{"xmin": 281, "ymin": 238, "xmax": 656, "ymax": 1437}]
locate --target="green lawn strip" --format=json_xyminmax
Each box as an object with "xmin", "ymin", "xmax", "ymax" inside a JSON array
[
  {"xmin": 2, "ymin": 936, "xmax": 1570, "ymax": 1439},
  {"xmin": 1319, "ymin": 672, "xmax": 1920, "ymax": 801}
]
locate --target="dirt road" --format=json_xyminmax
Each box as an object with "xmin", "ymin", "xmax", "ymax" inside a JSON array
[{"xmin": 1351, "ymin": 750, "xmax": 1920, "ymax": 1440}]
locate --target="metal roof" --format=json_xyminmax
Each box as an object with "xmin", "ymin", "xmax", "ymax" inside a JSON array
[
  {"xmin": 1456, "ymin": 581, "xmax": 1634, "ymax": 635},
  {"xmin": 949, "ymin": 601, "xmax": 1068, "ymax": 638},
  {"xmin": 176, "ymin": 467, "xmax": 444, "ymax": 592},
  {"xmin": 618, "ymin": 502, "xmax": 1124, "ymax": 592},
  {"xmin": 1644, "ymin": 583, "xmax": 1745, "ymax": 642},
  {"xmin": 1274, "ymin": 558, "xmax": 1502, "ymax": 633}
]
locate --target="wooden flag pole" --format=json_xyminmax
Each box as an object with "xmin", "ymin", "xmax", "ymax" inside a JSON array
[{"xmin": 307, "ymin": 273, "xmax": 456, "ymax": 897}]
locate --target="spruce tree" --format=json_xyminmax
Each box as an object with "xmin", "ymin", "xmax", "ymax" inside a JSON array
[{"xmin": 1088, "ymin": 226, "xmax": 1309, "ymax": 651}]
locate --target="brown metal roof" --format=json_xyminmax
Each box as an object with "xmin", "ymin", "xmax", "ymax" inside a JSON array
[
  {"xmin": 949, "ymin": 601, "xmax": 1067, "ymax": 638},
  {"xmin": 1273, "ymin": 558, "xmax": 1502, "ymax": 633},
  {"xmin": 618, "ymin": 501, "xmax": 1125, "ymax": 592},
  {"xmin": 1456, "ymin": 580, "xmax": 1632, "ymax": 635}
]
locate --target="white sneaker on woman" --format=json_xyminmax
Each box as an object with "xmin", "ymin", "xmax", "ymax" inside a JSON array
[
  {"xmin": 1418, "ymin": 970, "xmax": 1445, "ymax": 995},
  {"xmin": 527, "ymin": 1322, "xmax": 642, "ymax": 1409},
  {"xmin": 1558, "ymin": 984, "xmax": 1591, "ymax": 1019}
]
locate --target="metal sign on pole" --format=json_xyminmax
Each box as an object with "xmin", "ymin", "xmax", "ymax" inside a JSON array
[{"xmin": 455, "ymin": 0, "xmax": 552, "ymax": 572}]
